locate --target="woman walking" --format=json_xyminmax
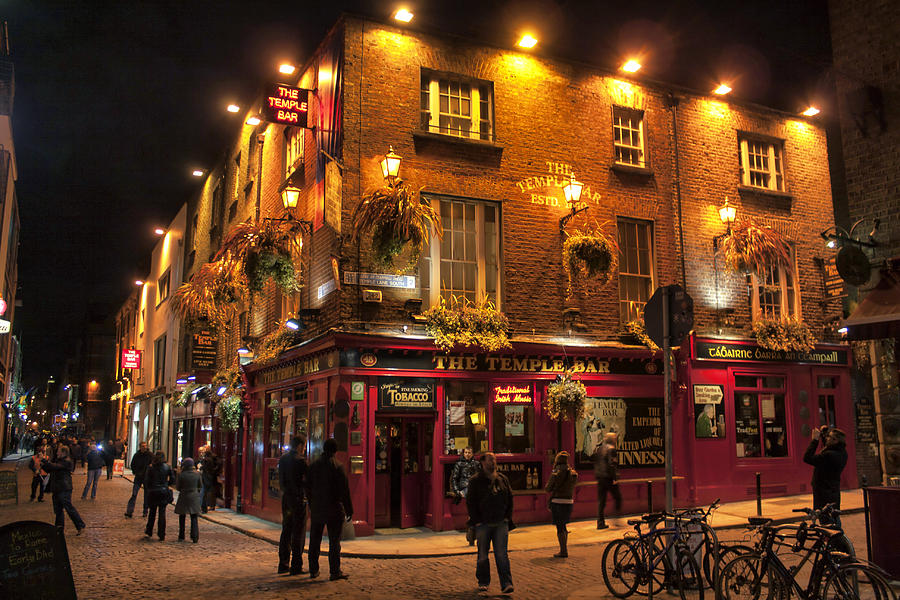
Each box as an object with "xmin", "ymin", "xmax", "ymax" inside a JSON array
[
  {"xmin": 41, "ymin": 445, "xmax": 86, "ymax": 535},
  {"xmin": 144, "ymin": 451, "xmax": 175, "ymax": 541},
  {"xmin": 174, "ymin": 458, "xmax": 202, "ymax": 543},
  {"xmin": 545, "ymin": 451, "xmax": 578, "ymax": 558},
  {"xmin": 28, "ymin": 448, "xmax": 48, "ymax": 502},
  {"xmin": 593, "ymin": 432, "xmax": 622, "ymax": 529}
]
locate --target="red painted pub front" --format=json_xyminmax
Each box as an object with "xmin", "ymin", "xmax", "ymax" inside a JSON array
[{"xmin": 239, "ymin": 331, "xmax": 853, "ymax": 535}]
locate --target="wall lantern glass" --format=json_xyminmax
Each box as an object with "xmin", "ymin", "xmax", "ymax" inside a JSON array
[
  {"xmin": 718, "ymin": 198, "xmax": 736, "ymax": 230},
  {"xmin": 381, "ymin": 145, "xmax": 402, "ymax": 181},
  {"xmin": 281, "ymin": 185, "xmax": 301, "ymax": 210}
]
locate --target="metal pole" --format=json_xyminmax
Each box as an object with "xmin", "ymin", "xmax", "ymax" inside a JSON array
[
  {"xmin": 756, "ymin": 472, "xmax": 762, "ymax": 516},
  {"xmin": 862, "ymin": 476, "xmax": 872, "ymax": 561},
  {"xmin": 663, "ymin": 287, "xmax": 673, "ymax": 512},
  {"xmin": 647, "ymin": 480, "xmax": 653, "ymax": 513},
  {"xmin": 235, "ymin": 405, "xmax": 244, "ymax": 513}
]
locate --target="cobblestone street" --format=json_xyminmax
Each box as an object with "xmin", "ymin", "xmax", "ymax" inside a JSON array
[{"xmin": 1, "ymin": 459, "xmax": 871, "ymax": 599}]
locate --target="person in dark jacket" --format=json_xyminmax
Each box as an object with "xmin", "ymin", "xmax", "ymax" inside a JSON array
[
  {"xmin": 593, "ymin": 432, "xmax": 622, "ymax": 529},
  {"xmin": 144, "ymin": 451, "xmax": 175, "ymax": 540},
  {"xmin": 28, "ymin": 449, "xmax": 48, "ymax": 502},
  {"xmin": 174, "ymin": 457, "xmax": 202, "ymax": 543},
  {"xmin": 42, "ymin": 445, "xmax": 86, "ymax": 535},
  {"xmin": 450, "ymin": 446, "xmax": 479, "ymax": 545},
  {"xmin": 125, "ymin": 441, "xmax": 151, "ymax": 518},
  {"xmin": 82, "ymin": 443, "xmax": 105, "ymax": 500},
  {"xmin": 803, "ymin": 426, "xmax": 848, "ymax": 528},
  {"xmin": 545, "ymin": 451, "xmax": 578, "ymax": 558},
  {"xmin": 278, "ymin": 435, "xmax": 308, "ymax": 575},
  {"xmin": 466, "ymin": 452, "xmax": 515, "ymax": 594},
  {"xmin": 305, "ymin": 438, "xmax": 352, "ymax": 581},
  {"xmin": 103, "ymin": 440, "xmax": 115, "ymax": 479},
  {"xmin": 199, "ymin": 448, "xmax": 221, "ymax": 513}
]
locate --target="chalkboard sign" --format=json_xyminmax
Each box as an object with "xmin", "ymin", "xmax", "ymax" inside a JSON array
[
  {"xmin": 856, "ymin": 402, "xmax": 878, "ymax": 443},
  {"xmin": 0, "ymin": 520, "xmax": 77, "ymax": 600},
  {"xmin": 0, "ymin": 470, "xmax": 16, "ymax": 504}
]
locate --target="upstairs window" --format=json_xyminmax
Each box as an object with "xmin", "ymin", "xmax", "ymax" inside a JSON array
[
  {"xmin": 420, "ymin": 71, "xmax": 494, "ymax": 141},
  {"xmin": 283, "ymin": 127, "xmax": 304, "ymax": 180},
  {"xmin": 154, "ymin": 334, "xmax": 167, "ymax": 388},
  {"xmin": 617, "ymin": 218, "xmax": 655, "ymax": 323},
  {"xmin": 739, "ymin": 137, "xmax": 785, "ymax": 192},
  {"xmin": 750, "ymin": 248, "xmax": 799, "ymax": 321},
  {"xmin": 613, "ymin": 106, "xmax": 646, "ymax": 167},
  {"xmin": 156, "ymin": 269, "xmax": 170, "ymax": 306}
]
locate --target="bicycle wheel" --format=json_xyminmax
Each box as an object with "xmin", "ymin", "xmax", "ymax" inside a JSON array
[
  {"xmin": 716, "ymin": 554, "xmax": 786, "ymax": 600},
  {"xmin": 674, "ymin": 547, "xmax": 704, "ymax": 600},
  {"xmin": 821, "ymin": 562, "xmax": 897, "ymax": 600},
  {"xmin": 602, "ymin": 539, "xmax": 642, "ymax": 598},
  {"xmin": 705, "ymin": 544, "xmax": 754, "ymax": 590}
]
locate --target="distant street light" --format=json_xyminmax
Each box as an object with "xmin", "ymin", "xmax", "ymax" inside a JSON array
[{"xmin": 226, "ymin": 104, "xmax": 240, "ymax": 113}]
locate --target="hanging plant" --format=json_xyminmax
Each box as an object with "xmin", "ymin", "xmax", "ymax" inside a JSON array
[
  {"xmin": 211, "ymin": 362, "xmax": 241, "ymax": 399},
  {"xmin": 721, "ymin": 219, "xmax": 791, "ymax": 274},
  {"xmin": 423, "ymin": 295, "xmax": 511, "ymax": 353},
  {"xmin": 245, "ymin": 250, "xmax": 299, "ymax": 294},
  {"xmin": 752, "ymin": 318, "xmax": 818, "ymax": 352},
  {"xmin": 851, "ymin": 340, "xmax": 871, "ymax": 371},
  {"xmin": 253, "ymin": 324, "xmax": 302, "ymax": 366},
  {"xmin": 175, "ymin": 383, "xmax": 204, "ymax": 407},
  {"xmin": 351, "ymin": 179, "xmax": 443, "ymax": 272},
  {"xmin": 563, "ymin": 226, "xmax": 618, "ymax": 298},
  {"xmin": 216, "ymin": 395, "xmax": 243, "ymax": 432},
  {"xmin": 621, "ymin": 319, "xmax": 660, "ymax": 352},
  {"xmin": 544, "ymin": 370, "xmax": 587, "ymax": 422}
]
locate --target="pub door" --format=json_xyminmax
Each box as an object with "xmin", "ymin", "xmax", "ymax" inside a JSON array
[{"xmin": 374, "ymin": 417, "xmax": 432, "ymax": 529}]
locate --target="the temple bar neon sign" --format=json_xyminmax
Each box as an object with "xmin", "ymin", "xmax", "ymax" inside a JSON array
[{"xmin": 262, "ymin": 83, "xmax": 310, "ymax": 127}]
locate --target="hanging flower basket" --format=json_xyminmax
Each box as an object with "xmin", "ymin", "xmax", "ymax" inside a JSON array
[
  {"xmin": 721, "ymin": 219, "xmax": 791, "ymax": 274},
  {"xmin": 620, "ymin": 319, "xmax": 660, "ymax": 352},
  {"xmin": 752, "ymin": 318, "xmax": 818, "ymax": 352},
  {"xmin": 175, "ymin": 383, "xmax": 204, "ymax": 407},
  {"xmin": 351, "ymin": 179, "xmax": 443, "ymax": 272},
  {"xmin": 563, "ymin": 226, "xmax": 617, "ymax": 298},
  {"xmin": 245, "ymin": 250, "xmax": 300, "ymax": 294},
  {"xmin": 211, "ymin": 362, "xmax": 241, "ymax": 399},
  {"xmin": 423, "ymin": 295, "xmax": 511, "ymax": 353},
  {"xmin": 216, "ymin": 396, "xmax": 243, "ymax": 432},
  {"xmin": 252, "ymin": 324, "xmax": 302, "ymax": 366},
  {"xmin": 544, "ymin": 370, "xmax": 587, "ymax": 422}
]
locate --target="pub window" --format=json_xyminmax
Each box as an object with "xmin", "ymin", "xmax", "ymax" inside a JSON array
[
  {"xmin": 613, "ymin": 106, "xmax": 646, "ymax": 167},
  {"xmin": 739, "ymin": 136, "xmax": 785, "ymax": 191},
  {"xmin": 491, "ymin": 387, "xmax": 535, "ymax": 454},
  {"xmin": 420, "ymin": 70, "xmax": 494, "ymax": 141},
  {"xmin": 617, "ymin": 218, "xmax": 655, "ymax": 323},
  {"xmin": 817, "ymin": 375, "xmax": 838, "ymax": 427},
  {"xmin": 733, "ymin": 374, "xmax": 788, "ymax": 459},
  {"xmin": 419, "ymin": 196, "xmax": 500, "ymax": 309},
  {"xmin": 153, "ymin": 334, "xmax": 167, "ymax": 388},
  {"xmin": 750, "ymin": 248, "xmax": 800, "ymax": 322},
  {"xmin": 267, "ymin": 392, "xmax": 282, "ymax": 458},
  {"xmin": 283, "ymin": 126, "xmax": 304, "ymax": 180},
  {"xmin": 156, "ymin": 269, "xmax": 170, "ymax": 306},
  {"xmin": 444, "ymin": 380, "xmax": 489, "ymax": 455}
]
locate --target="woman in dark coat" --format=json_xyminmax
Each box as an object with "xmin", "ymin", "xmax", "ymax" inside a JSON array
[
  {"xmin": 41, "ymin": 445, "xmax": 86, "ymax": 535},
  {"xmin": 174, "ymin": 458, "xmax": 202, "ymax": 542},
  {"xmin": 144, "ymin": 451, "xmax": 175, "ymax": 541},
  {"xmin": 545, "ymin": 451, "xmax": 578, "ymax": 558}
]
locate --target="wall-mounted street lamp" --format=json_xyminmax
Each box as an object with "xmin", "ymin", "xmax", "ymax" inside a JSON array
[
  {"xmin": 559, "ymin": 172, "xmax": 586, "ymax": 231},
  {"xmin": 381, "ymin": 146, "xmax": 402, "ymax": 183},
  {"xmin": 226, "ymin": 104, "xmax": 240, "ymax": 113},
  {"xmin": 154, "ymin": 227, "xmax": 166, "ymax": 236},
  {"xmin": 713, "ymin": 197, "xmax": 737, "ymax": 250},
  {"xmin": 245, "ymin": 116, "xmax": 262, "ymax": 126},
  {"xmin": 285, "ymin": 318, "xmax": 302, "ymax": 331},
  {"xmin": 281, "ymin": 185, "xmax": 301, "ymax": 211}
]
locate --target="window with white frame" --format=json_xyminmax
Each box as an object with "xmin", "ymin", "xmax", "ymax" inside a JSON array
[
  {"xmin": 419, "ymin": 197, "xmax": 500, "ymax": 308},
  {"xmin": 750, "ymin": 248, "xmax": 799, "ymax": 321},
  {"xmin": 739, "ymin": 136, "xmax": 785, "ymax": 191},
  {"xmin": 420, "ymin": 71, "xmax": 494, "ymax": 141},
  {"xmin": 613, "ymin": 106, "xmax": 646, "ymax": 167},
  {"xmin": 617, "ymin": 218, "xmax": 655, "ymax": 322},
  {"xmin": 283, "ymin": 127, "xmax": 304, "ymax": 180}
]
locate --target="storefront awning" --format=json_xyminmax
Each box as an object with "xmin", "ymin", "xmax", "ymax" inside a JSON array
[{"xmin": 844, "ymin": 267, "xmax": 900, "ymax": 340}]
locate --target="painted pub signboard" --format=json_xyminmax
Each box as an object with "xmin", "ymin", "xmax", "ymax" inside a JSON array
[{"xmin": 378, "ymin": 379, "xmax": 436, "ymax": 411}]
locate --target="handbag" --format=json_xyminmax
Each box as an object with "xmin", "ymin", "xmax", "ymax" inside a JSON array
[
  {"xmin": 341, "ymin": 518, "xmax": 356, "ymax": 541},
  {"xmin": 166, "ymin": 487, "xmax": 174, "ymax": 504}
]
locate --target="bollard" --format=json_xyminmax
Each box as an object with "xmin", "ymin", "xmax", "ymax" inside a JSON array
[
  {"xmin": 862, "ymin": 475, "xmax": 872, "ymax": 561},
  {"xmin": 647, "ymin": 480, "xmax": 653, "ymax": 513},
  {"xmin": 756, "ymin": 472, "xmax": 762, "ymax": 516}
]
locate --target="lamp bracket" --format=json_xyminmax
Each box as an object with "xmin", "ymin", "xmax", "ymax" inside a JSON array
[{"xmin": 559, "ymin": 205, "xmax": 589, "ymax": 232}]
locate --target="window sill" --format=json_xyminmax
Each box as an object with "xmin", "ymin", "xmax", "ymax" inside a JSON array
[
  {"xmin": 737, "ymin": 185, "xmax": 793, "ymax": 201},
  {"xmin": 610, "ymin": 163, "xmax": 653, "ymax": 177},
  {"xmin": 412, "ymin": 130, "xmax": 504, "ymax": 162}
]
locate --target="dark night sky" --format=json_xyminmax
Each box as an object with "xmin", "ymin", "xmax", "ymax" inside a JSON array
[{"xmin": 5, "ymin": 1, "xmax": 834, "ymax": 387}]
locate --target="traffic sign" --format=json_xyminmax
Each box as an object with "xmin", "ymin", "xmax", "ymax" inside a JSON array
[{"xmin": 644, "ymin": 284, "xmax": 694, "ymax": 348}]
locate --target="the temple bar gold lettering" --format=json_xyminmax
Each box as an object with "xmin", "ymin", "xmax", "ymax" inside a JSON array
[
  {"xmin": 257, "ymin": 352, "xmax": 337, "ymax": 385},
  {"xmin": 435, "ymin": 355, "xmax": 611, "ymax": 373}
]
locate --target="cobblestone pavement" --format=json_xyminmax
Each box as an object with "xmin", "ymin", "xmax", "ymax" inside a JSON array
[{"xmin": 0, "ymin": 459, "xmax": 872, "ymax": 600}]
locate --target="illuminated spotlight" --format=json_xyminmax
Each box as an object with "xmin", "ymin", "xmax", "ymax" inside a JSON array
[
  {"xmin": 713, "ymin": 83, "xmax": 732, "ymax": 95},
  {"xmin": 621, "ymin": 59, "xmax": 642, "ymax": 73},
  {"xmin": 217, "ymin": 386, "xmax": 227, "ymax": 396},
  {"xmin": 226, "ymin": 104, "xmax": 240, "ymax": 113},
  {"xmin": 826, "ymin": 239, "xmax": 836, "ymax": 249},
  {"xmin": 192, "ymin": 169, "xmax": 204, "ymax": 177},
  {"xmin": 393, "ymin": 8, "xmax": 413, "ymax": 22},
  {"xmin": 517, "ymin": 34, "xmax": 538, "ymax": 49},
  {"xmin": 187, "ymin": 375, "xmax": 197, "ymax": 382},
  {"xmin": 237, "ymin": 346, "xmax": 252, "ymax": 356},
  {"xmin": 285, "ymin": 318, "xmax": 302, "ymax": 331},
  {"xmin": 278, "ymin": 63, "xmax": 296, "ymax": 75},
  {"xmin": 802, "ymin": 106, "xmax": 820, "ymax": 117},
  {"xmin": 176, "ymin": 377, "xmax": 188, "ymax": 385},
  {"xmin": 838, "ymin": 327, "xmax": 848, "ymax": 334},
  {"xmin": 134, "ymin": 279, "xmax": 144, "ymax": 286},
  {"xmin": 154, "ymin": 227, "xmax": 165, "ymax": 236},
  {"xmin": 245, "ymin": 115, "xmax": 262, "ymax": 126}
]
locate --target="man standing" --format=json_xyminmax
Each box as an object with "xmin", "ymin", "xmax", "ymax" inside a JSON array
[
  {"xmin": 466, "ymin": 452, "xmax": 514, "ymax": 594},
  {"xmin": 803, "ymin": 426, "xmax": 848, "ymax": 527},
  {"xmin": 451, "ymin": 446, "xmax": 479, "ymax": 546},
  {"xmin": 306, "ymin": 438, "xmax": 353, "ymax": 581},
  {"xmin": 41, "ymin": 445, "xmax": 86, "ymax": 535},
  {"xmin": 82, "ymin": 443, "xmax": 104, "ymax": 500},
  {"xmin": 200, "ymin": 447, "xmax": 221, "ymax": 512},
  {"xmin": 278, "ymin": 436, "xmax": 308, "ymax": 575},
  {"xmin": 125, "ymin": 441, "xmax": 152, "ymax": 518},
  {"xmin": 593, "ymin": 432, "xmax": 622, "ymax": 529},
  {"xmin": 103, "ymin": 440, "xmax": 115, "ymax": 479}
]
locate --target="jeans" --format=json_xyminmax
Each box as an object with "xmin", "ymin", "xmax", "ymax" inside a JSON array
[
  {"xmin": 82, "ymin": 468, "xmax": 101, "ymax": 499},
  {"xmin": 52, "ymin": 490, "xmax": 85, "ymax": 531},
  {"xmin": 597, "ymin": 478, "xmax": 622, "ymax": 524},
  {"xmin": 475, "ymin": 521, "xmax": 512, "ymax": 589},
  {"xmin": 279, "ymin": 500, "xmax": 307, "ymax": 571},
  {"xmin": 178, "ymin": 514, "xmax": 199, "ymax": 541},
  {"xmin": 145, "ymin": 490, "xmax": 168, "ymax": 539},
  {"xmin": 308, "ymin": 514, "xmax": 344, "ymax": 576},
  {"xmin": 126, "ymin": 477, "xmax": 148, "ymax": 516},
  {"xmin": 30, "ymin": 475, "xmax": 45, "ymax": 500}
]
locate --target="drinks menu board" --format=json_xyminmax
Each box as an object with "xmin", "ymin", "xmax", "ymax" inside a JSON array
[{"xmin": 0, "ymin": 521, "xmax": 77, "ymax": 600}]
